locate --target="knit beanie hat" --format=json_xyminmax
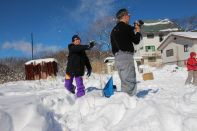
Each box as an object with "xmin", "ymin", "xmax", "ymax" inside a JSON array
[{"xmin": 72, "ymin": 35, "xmax": 80, "ymax": 42}]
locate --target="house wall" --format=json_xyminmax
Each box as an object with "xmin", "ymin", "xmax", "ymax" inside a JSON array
[
  {"xmin": 193, "ymin": 40, "xmax": 197, "ymax": 52},
  {"xmin": 161, "ymin": 36, "xmax": 196, "ymax": 66},
  {"xmin": 141, "ymin": 36, "xmax": 164, "ymax": 53},
  {"xmin": 136, "ymin": 36, "xmax": 162, "ymax": 54},
  {"xmin": 135, "ymin": 35, "xmax": 167, "ymax": 66},
  {"xmin": 143, "ymin": 57, "xmax": 162, "ymax": 66}
]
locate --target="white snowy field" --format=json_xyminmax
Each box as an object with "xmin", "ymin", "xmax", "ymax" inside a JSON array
[{"xmin": 0, "ymin": 65, "xmax": 197, "ymax": 131}]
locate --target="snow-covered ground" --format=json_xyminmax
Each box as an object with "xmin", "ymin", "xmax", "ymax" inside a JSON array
[{"xmin": 0, "ymin": 65, "xmax": 197, "ymax": 131}]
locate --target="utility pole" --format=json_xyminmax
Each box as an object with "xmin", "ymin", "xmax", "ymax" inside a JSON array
[{"xmin": 31, "ymin": 33, "xmax": 34, "ymax": 60}]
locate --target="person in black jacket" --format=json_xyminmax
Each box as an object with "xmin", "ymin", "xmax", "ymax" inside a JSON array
[
  {"xmin": 65, "ymin": 35, "xmax": 95, "ymax": 97},
  {"xmin": 110, "ymin": 8, "xmax": 141, "ymax": 96}
]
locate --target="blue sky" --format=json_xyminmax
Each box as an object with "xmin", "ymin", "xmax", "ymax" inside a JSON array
[{"xmin": 0, "ymin": 0, "xmax": 196, "ymax": 58}]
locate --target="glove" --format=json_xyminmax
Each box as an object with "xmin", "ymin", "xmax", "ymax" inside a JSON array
[
  {"xmin": 89, "ymin": 41, "xmax": 96, "ymax": 49},
  {"xmin": 86, "ymin": 69, "xmax": 92, "ymax": 77}
]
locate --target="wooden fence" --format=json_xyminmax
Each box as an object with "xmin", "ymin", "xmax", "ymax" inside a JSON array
[{"xmin": 25, "ymin": 61, "xmax": 58, "ymax": 80}]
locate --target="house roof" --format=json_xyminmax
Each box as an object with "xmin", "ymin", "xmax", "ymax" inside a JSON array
[
  {"xmin": 170, "ymin": 32, "xmax": 197, "ymax": 39},
  {"xmin": 191, "ymin": 29, "xmax": 197, "ymax": 32},
  {"xmin": 157, "ymin": 32, "xmax": 197, "ymax": 50},
  {"xmin": 141, "ymin": 19, "xmax": 182, "ymax": 33},
  {"xmin": 25, "ymin": 58, "xmax": 57, "ymax": 65}
]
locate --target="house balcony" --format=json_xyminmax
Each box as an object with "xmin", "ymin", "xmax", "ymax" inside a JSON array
[{"xmin": 141, "ymin": 51, "xmax": 161, "ymax": 57}]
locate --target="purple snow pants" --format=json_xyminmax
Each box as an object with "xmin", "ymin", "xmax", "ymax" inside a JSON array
[{"xmin": 65, "ymin": 75, "xmax": 85, "ymax": 97}]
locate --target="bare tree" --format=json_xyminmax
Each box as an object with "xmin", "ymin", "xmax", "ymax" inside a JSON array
[
  {"xmin": 173, "ymin": 14, "xmax": 197, "ymax": 31},
  {"xmin": 0, "ymin": 57, "xmax": 27, "ymax": 83},
  {"xmin": 86, "ymin": 16, "xmax": 116, "ymax": 51},
  {"xmin": 77, "ymin": 16, "xmax": 116, "ymax": 74},
  {"xmin": 36, "ymin": 49, "xmax": 69, "ymax": 76}
]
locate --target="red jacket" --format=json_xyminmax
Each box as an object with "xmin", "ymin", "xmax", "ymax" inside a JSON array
[{"xmin": 187, "ymin": 52, "xmax": 197, "ymax": 71}]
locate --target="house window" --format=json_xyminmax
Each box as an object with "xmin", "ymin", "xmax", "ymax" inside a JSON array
[
  {"xmin": 145, "ymin": 46, "xmax": 155, "ymax": 52},
  {"xmin": 148, "ymin": 57, "xmax": 156, "ymax": 62},
  {"xmin": 159, "ymin": 34, "xmax": 164, "ymax": 42},
  {"xmin": 147, "ymin": 33, "xmax": 154, "ymax": 38},
  {"xmin": 184, "ymin": 45, "xmax": 188, "ymax": 52},
  {"xmin": 166, "ymin": 49, "xmax": 174, "ymax": 57}
]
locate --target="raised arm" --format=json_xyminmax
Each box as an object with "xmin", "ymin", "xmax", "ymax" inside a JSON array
[{"xmin": 130, "ymin": 26, "xmax": 141, "ymax": 45}]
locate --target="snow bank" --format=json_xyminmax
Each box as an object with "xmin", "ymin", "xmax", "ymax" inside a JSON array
[{"xmin": 0, "ymin": 65, "xmax": 197, "ymax": 131}]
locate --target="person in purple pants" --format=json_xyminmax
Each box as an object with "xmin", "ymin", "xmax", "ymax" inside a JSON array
[{"xmin": 65, "ymin": 35, "xmax": 95, "ymax": 97}]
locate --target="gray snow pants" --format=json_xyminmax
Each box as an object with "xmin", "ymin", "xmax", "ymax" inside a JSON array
[
  {"xmin": 115, "ymin": 51, "xmax": 137, "ymax": 96},
  {"xmin": 185, "ymin": 70, "xmax": 197, "ymax": 86}
]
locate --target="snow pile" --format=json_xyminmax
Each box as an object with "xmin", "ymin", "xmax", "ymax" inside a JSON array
[{"xmin": 0, "ymin": 65, "xmax": 197, "ymax": 131}]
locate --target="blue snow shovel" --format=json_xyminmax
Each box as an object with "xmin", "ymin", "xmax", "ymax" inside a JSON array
[{"xmin": 103, "ymin": 77, "xmax": 116, "ymax": 98}]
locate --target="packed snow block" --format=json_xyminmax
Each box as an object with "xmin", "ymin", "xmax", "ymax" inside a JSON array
[
  {"xmin": 142, "ymin": 72, "xmax": 154, "ymax": 81},
  {"xmin": 103, "ymin": 77, "xmax": 115, "ymax": 98}
]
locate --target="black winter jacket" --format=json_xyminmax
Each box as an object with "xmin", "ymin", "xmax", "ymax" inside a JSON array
[
  {"xmin": 66, "ymin": 43, "xmax": 92, "ymax": 77},
  {"xmin": 110, "ymin": 21, "xmax": 141, "ymax": 55}
]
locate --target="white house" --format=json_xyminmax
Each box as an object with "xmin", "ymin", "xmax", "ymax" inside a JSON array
[
  {"xmin": 104, "ymin": 19, "xmax": 182, "ymax": 73},
  {"xmin": 157, "ymin": 32, "xmax": 197, "ymax": 66},
  {"xmin": 104, "ymin": 56, "xmax": 143, "ymax": 74},
  {"xmin": 135, "ymin": 19, "xmax": 181, "ymax": 66},
  {"xmin": 104, "ymin": 57, "xmax": 115, "ymax": 74}
]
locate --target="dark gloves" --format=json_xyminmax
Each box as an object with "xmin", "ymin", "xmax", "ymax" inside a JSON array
[
  {"xmin": 87, "ymin": 69, "xmax": 92, "ymax": 77},
  {"xmin": 88, "ymin": 41, "xmax": 96, "ymax": 49}
]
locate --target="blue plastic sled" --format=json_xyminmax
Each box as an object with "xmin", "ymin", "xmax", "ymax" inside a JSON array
[{"xmin": 103, "ymin": 77, "xmax": 116, "ymax": 98}]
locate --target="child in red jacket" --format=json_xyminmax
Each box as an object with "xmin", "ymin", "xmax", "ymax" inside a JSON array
[{"xmin": 185, "ymin": 52, "xmax": 197, "ymax": 86}]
